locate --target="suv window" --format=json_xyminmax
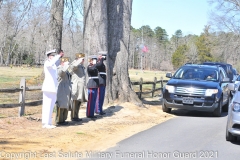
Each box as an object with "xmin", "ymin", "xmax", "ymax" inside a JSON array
[
  {"xmin": 202, "ymin": 62, "xmax": 234, "ymax": 82},
  {"xmin": 174, "ymin": 66, "xmax": 219, "ymax": 81},
  {"xmin": 219, "ymin": 68, "xmax": 227, "ymax": 81}
]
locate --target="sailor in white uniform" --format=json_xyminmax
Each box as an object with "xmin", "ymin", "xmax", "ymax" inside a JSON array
[{"xmin": 42, "ymin": 49, "xmax": 64, "ymax": 129}]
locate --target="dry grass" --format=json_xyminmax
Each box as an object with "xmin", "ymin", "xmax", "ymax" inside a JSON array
[
  {"xmin": 0, "ymin": 67, "xmax": 169, "ymax": 103},
  {"xmin": 129, "ymin": 69, "xmax": 170, "ymax": 82},
  {"xmin": 0, "ymin": 66, "xmax": 43, "ymax": 104},
  {"xmin": 0, "ymin": 67, "xmax": 170, "ymax": 88},
  {"xmin": 129, "ymin": 69, "xmax": 170, "ymax": 98},
  {"xmin": 0, "ymin": 66, "xmax": 43, "ymax": 88}
]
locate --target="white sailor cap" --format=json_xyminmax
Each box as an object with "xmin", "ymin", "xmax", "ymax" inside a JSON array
[
  {"xmin": 89, "ymin": 55, "xmax": 98, "ymax": 59},
  {"xmin": 88, "ymin": 55, "xmax": 98, "ymax": 62},
  {"xmin": 98, "ymin": 51, "xmax": 108, "ymax": 56},
  {"xmin": 45, "ymin": 49, "xmax": 57, "ymax": 55},
  {"xmin": 98, "ymin": 51, "xmax": 107, "ymax": 54}
]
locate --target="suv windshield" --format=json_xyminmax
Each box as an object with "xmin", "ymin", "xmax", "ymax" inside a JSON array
[{"xmin": 174, "ymin": 66, "xmax": 218, "ymax": 81}]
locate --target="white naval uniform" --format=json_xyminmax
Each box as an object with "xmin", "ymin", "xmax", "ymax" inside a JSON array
[{"xmin": 42, "ymin": 55, "xmax": 61, "ymax": 126}]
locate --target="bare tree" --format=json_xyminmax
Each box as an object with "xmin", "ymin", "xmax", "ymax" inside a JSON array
[
  {"xmin": 106, "ymin": 0, "xmax": 142, "ymax": 105},
  {"xmin": 83, "ymin": 0, "xmax": 108, "ymax": 55},
  {"xmin": 49, "ymin": 0, "xmax": 64, "ymax": 50},
  {"xmin": 0, "ymin": 0, "xmax": 32, "ymax": 65},
  {"xmin": 208, "ymin": 0, "xmax": 240, "ymax": 34},
  {"xmin": 83, "ymin": 0, "xmax": 142, "ymax": 106}
]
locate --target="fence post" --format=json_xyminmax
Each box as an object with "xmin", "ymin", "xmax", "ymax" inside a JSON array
[
  {"xmin": 160, "ymin": 76, "xmax": 163, "ymax": 96},
  {"xmin": 19, "ymin": 78, "xmax": 26, "ymax": 117},
  {"xmin": 139, "ymin": 78, "xmax": 143, "ymax": 99},
  {"xmin": 152, "ymin": 77, "xmax": 157, "ymax": 97}
]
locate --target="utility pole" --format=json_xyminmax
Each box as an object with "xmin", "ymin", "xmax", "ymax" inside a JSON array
[{"xmin": 141, "ymin": 26, "xmax": 143, "ymax": 72}]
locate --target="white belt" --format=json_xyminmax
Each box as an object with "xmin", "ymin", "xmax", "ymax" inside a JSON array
[
  {"xmin": 99, "ymin": 72, "xmax": 106, "ymax": 75},
  {"xmin": 88, "ymin": 76, "xmax": 99, "ymax": 79}
]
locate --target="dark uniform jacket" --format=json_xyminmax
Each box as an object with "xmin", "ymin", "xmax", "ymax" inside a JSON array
[
  {"xmin": 96, "ymin": 58, "xmax": 106, "ymax": 86},
  {"xmin": 87, "ymin": 63, "xmax": 99, "ymax": 88}
]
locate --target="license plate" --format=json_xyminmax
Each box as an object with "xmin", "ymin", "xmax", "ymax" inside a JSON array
[{"xmin": 182, "ymin": 97, "xmax": 194, "ymax": 104}]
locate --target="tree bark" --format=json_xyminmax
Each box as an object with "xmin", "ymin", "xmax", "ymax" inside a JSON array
[
  {"xmin": 83, "ymin": 0, "xmax": 108, "ymax": 55},
  {"xmin": 49, "ymin": 0, "xmax": 64, "ymax": 50},
  {"xmin": 83, "ymin": 0, "xmax": 143, "ymax": 106},
  {"xmin": 106, "ymin": 0, "xmax": 142, "ymax": 106}
]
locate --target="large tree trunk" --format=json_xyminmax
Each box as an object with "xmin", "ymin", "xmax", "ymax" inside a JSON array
[
  {"xmin": 49, "ymin": 0, "xmax": 64, "ymax": 50},
  {"xmin": 106, "ymin": 0, "xmax": 142, "ymax": 106},
  {"xmin": 83, "ymin": 0, "xmax": 142, "ymax": 106},
  {"xmin": 83, "ymin": 0, "xmax": 108, "ymax": 55}
]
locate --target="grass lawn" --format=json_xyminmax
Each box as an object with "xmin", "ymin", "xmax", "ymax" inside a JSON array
[
  {"xmin": 129, "ymin": 69, "xmax": 170, "ymax": 97},
  {"xmin": 0, "ymin": 66, "xmax": 43, "ymax": 88},
  {"xmin": 0, "ymin": 67, "xmax": 171, "ymax": 88},
  {"xmin": 0, "ymin": 66, "xmax": 171, "ymax": 103},
  {"xmin": 129, "ymin": 69, "xmax": 170, "ymax": 81}
]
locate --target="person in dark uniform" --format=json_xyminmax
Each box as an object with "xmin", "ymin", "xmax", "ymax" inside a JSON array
[
  {"xmin": 86, "ymin": 55, "xmax": 100, "ymax": 118},
  {"xmin": 95, "ymin": 52, "xmax": 107, "ymax": 115}
]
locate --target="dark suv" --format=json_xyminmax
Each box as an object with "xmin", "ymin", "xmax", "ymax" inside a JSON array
[{"xmin": 162, "ymin": 64, "xmax": 230, "ymax": 117}]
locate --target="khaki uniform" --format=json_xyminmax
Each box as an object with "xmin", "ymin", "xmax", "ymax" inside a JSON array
[
  {"xmin": 68, "ymin": 54, "xmax": 88, "ymax": 120},
  {"xmin": 55, "ymin": 58, "xmax": 71, "ymax": 124}
]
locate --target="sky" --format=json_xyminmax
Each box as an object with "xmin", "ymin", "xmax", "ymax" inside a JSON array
[{"xmin": 131, "ymin": 0, "xmax": 212, "ymax": 37}]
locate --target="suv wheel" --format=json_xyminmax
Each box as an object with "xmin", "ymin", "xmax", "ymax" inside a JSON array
[
  {"xmin": 213, "ymin": 98, "xmax": 222, "ymax": 117},
  {"xmin": 162, "ymin": 99, "xmax": 172, "ymax": 113}
]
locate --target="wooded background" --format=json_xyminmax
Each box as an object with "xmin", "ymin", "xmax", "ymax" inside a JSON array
[{"xmin": 0, "ymin": 0, "xmax": 239, "ymax": 70}]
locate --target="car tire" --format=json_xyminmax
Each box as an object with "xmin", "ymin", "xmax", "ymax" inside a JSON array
[
  {"xmin": 162, "ymin": 99, "xmax": 172, "ymax": 113},
  {"xmin": 213, "ymin": 97, "xmax": 222, "ymax": 117}
]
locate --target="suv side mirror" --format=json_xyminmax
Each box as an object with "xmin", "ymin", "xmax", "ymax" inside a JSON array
[{"xmin": 166, "ymin": 72, "xmax": 172, "ymax": 78}]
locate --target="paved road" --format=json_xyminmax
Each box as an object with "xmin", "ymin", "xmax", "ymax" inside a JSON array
[{"xmin": 83, "ymin": 110, "xmax": 240, "ymax": 160}]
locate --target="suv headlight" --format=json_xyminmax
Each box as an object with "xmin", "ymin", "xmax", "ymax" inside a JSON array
[
  {"xmin": 205, "ymin": 89, "xmax": 218, "ymax": 96},
  {"xmin": 165, "ymin": 85, "xmax": 175, "ymax": 93},
  {"xmin": 231, "ymin": 102, "xmax": 240, "ymax": 112}
]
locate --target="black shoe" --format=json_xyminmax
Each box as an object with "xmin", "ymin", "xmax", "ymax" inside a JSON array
[
  {"xmin": 57, "ymin": 121, "xmax": 69, "ymax": 125},
  {"xmin": 72, "ymin": 118, "xmax": 82, "ymax": 122},
  {"xmin": 100, "ymin": 112, "xmax": 106, "ymax": 115},
  {"xmin": 87, "ymin": 116, "xmax": 97, "ymax": 118}
]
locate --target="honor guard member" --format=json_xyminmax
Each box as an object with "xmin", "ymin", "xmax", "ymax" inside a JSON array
[
  {"xmin": 95, "ymin": 51, "xmax": 107, "ymax": 115},
  {"xmin": 86, "ymin": 55, "xmax": 100, "ymax": 118},
  {"xmin": 55, "ymin": 57, "xmax": 71, "ymax": 125},
  {"xmin": 42, "ymin": 49, "xmax": 64, "ymax": 129},
  {"xmin": 68, "ymin": 53, "xmax": 87, "ymax": 121}
]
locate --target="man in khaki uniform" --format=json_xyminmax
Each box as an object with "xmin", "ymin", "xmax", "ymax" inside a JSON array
[
  {"xmin": 55, "ymin": 57, "xmax": 71, "ymax": 125},
  {"xmin": 68, "ymin": 53, "xmax": 87, "ymax": 121}
]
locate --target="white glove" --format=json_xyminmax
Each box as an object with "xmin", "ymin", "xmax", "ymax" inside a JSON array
[
  {"xmin": 63, "ymin": 63, "xmax": 69, "ymax": 71},
  {"xmin": 64, "ymin": 61, "xmax": 69, "ymax": 66},
  {"xmin": 77, "ymin": 58, "xmax": 83, "ymax": 65}
]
